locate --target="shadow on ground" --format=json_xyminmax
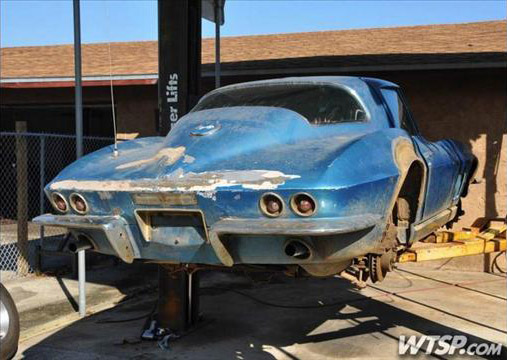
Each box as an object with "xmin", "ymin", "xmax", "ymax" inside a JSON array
[{"xmin": 19, "ymin": 269, "xmax": 506, "ymax": 359}]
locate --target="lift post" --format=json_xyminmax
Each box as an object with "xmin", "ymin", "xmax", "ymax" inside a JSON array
[
  {"xmin": 156, "ymin": 0, "xmax": 224, "ymax": 335},
  {"xmin": 157, "ymin": 266, "xmax": 200, "ymax": 331}
]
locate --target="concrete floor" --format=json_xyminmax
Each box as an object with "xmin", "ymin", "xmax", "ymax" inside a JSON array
[
  {"xmin": 4, "ymin": 261, "xmax": 158, "ymax": 338},
  {"xmin": 15, "ymin": 264, "xmax": 507, "ymax": 359}
]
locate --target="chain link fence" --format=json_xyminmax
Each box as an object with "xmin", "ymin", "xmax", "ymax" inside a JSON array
[{"xmin": 0, "ymin": 132, "xmax": 113, "ymax": 279}]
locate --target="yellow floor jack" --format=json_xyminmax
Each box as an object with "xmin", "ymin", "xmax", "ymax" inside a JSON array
[{"xmin": 398, "ymin": 217, "xmax": 506, "ymax": 264}]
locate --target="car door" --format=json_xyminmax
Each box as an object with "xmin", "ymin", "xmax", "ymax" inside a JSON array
[{"xmin": 380, "ymin": 87, "xmax": 459, "ymax": 220}]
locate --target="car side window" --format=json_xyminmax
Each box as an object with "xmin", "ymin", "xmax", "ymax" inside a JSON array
[{"xmin": 380, "ymin": 88, "xmax": 417, "ymax": 135}]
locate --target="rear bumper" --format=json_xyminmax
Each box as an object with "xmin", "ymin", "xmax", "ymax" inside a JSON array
[
  {"xmin": 33, "ymin": 214, "xmax": 139, "ymax": 263},
  {"xmin": 208, "ymin": 214, "xmax": 381, "ymax": 266},
  {"xmin": 211, "ymin": 214, "xmax": 380, "ymax": 236},
  {"xmin": 33, "ymin": 213, "xmax": 382, "ymax": 266}
]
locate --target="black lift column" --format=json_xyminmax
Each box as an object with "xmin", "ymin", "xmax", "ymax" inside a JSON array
[
  {"xmin": 158, "ymin": 0, "xmax": 202, "ymax": 135},
  {"xmin": 156, "ymin": 0, "xmax": 202, "ymax": 332},
  {"xmin": 157, "ymin": 265, "xmax": 200, "ymax": 331}
]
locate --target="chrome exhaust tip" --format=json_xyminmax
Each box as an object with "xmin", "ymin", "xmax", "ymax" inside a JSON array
[{"xmin": 284, "ymin": 240, "xmax": 311, "ymax": 260}]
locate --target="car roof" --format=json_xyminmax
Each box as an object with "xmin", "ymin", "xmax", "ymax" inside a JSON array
[{"xmin": 200, "ymin": 76, "xmax": 399, "ymax": 100}]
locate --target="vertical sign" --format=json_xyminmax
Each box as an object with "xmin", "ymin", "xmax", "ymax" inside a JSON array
[{"xmin": 158, "ymin": 0, "xmax": 202, "ymax": 136}]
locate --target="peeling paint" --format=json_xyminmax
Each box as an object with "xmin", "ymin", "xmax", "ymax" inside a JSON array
[
  {"xmin": 183, "ymin": 155, "xmax": 195, "ymax": 164},
  {"xmin": 198, "ymin": 191, "xmax": 217, "ymax": 201},
  {"xmin": 50, "ymin": 170, "xmax": 300, "ymax": 192},
  {"xmin": 392, "ymin": 138, "xmax": 418, "ymax": 171},
  {"xmin": 98, "ymin": 191, "xmax": 113, "ymax": 200},
  {"xmin": 116, "ymin": 146, "xmax": 185, "ymax": 170}
]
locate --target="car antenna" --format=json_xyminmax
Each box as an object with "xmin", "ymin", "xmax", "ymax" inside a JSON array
[{"xmin": 106, "ymin": 2, "xmax": 119, "ymax": 157}]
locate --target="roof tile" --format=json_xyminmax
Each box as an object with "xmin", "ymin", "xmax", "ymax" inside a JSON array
[{"xmin": 1, "ymin": 20, "xmax": 505, "ymax": 79}]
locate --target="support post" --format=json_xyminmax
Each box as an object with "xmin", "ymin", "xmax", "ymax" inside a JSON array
[
  {"xmin": 158, "ymin": 265, "xmax": 200, "ymax": 332},
  {"xmin": 155, "ymin": 0, "xmax": 203, "ymax": 333},
  {"xmin": 37, "ymin": 136, "xmax": 45, "ymax": 273},
  {"xmin": 15, "ymin": 121, "xmax": 29, "ymax": 276},
  {"xmin": 214, "ymin": 0, "xmax": 221, "ymax": 88},
  {"xmin": 73, "ymin": 0, "xmax": 86, "ymax": 318}
]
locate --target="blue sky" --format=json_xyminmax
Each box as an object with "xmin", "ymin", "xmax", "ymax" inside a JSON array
[{"xmin": 1, "ymin": 0, "xmax": 505, "ymax": 47}]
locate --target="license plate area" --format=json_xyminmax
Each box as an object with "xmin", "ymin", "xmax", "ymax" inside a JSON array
[{"xmin": 135, "ymin": 209, "xmax": 208, "ymax": 246}]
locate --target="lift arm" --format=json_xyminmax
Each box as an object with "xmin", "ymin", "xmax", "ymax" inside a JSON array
[{"xmin": 398, "ymin": 219, "xmax": 506, "ymax": 263}]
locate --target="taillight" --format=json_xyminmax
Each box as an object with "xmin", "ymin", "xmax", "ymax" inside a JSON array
[
  {"xmin": 51, "ymin": 192, "xmax": 68, "ymax": 213},
  {"xmin": 290, "ymin": 193, "xmax": 316, "ymax": 216},
  {"xmin": 259, "ymin": 193, "xmax": 284, "ymax": 217},
  {"xmin": 70, "ymin": 193, "xmax": 88, "ymax": 214}
]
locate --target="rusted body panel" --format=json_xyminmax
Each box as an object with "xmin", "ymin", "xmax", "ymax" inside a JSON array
[{"xmin": 33, "ymin": 76, "xmax": 477, "ymax": 274}]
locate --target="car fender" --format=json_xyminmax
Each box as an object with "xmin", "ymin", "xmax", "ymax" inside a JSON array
[{"xmin": 390, "ymin": 136, "xmax": 428, "ymax": 222}]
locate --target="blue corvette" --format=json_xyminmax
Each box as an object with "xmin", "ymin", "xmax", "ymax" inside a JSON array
[{"xmin": 34, "ymin": 77, "xmax": 477, "ymax": 282}]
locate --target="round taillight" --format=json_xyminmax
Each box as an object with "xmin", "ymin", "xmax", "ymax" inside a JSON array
[
  {"xmin": 51, "ymin": 192, "xmax": 68, "ymax": 213},
  {"xmin": 70, "ymin": 193, "xmax": 88, "ymax": 214},
  {"xmin": 267, "ymin": 199, "xmax": 281, "ymax": 213},
  {"xmin": 259, "ymin": 193, "xmax": 284, "ymax": 217},
  {"xmin": 290, "ymin": 193, "xmax": 317, "ymax": 217}
]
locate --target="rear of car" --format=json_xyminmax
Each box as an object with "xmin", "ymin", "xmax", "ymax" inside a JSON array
[{"xmin": 34, "ymin": 77, "xmax": 402, "ymax": 274}]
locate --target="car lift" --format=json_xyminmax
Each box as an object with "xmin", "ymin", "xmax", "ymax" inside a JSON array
[
  {"xmin": 152, "ymin": 0, "xmax": 506, "ymax": 344},
  {"xmin": 149, "ymin": 0, "xmax": 224, "ymax": 341},
  {"xmin": 397, "ymin": 218, "xmax": 506, "ymax": 265}
]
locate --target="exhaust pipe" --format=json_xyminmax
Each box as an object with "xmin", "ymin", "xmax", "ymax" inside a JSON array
[
  {"xmin": 68, "ymin": 235, "xmax": 93, "ymax": 253},
  {"xmin": 284, "ymin": 240, "xmax": 311, "ymax": 260}
]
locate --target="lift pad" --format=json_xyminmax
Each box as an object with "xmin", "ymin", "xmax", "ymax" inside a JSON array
[{"xmin": 398, "ymin": 218, "xmax": 506, "ymax": 263}]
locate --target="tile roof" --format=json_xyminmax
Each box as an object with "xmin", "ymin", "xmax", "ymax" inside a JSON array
[{"xmin": 1, "ymin": 20, "xmax": 506, "ymax": 80}]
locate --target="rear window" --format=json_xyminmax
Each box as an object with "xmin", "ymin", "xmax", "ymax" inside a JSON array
[{"xmin": 193, "ymin": 84, "xmax": 366, "ymax": 124}]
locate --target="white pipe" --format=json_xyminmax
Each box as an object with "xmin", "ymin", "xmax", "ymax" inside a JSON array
[{"xmin": 78, "ymin": 250, "xmax": 86, "ymax": 317}]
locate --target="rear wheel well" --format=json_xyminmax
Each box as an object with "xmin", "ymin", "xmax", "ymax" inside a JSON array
[{"xmin": 394, "ymin": 161, "xmax": 424, "ymax": 224}]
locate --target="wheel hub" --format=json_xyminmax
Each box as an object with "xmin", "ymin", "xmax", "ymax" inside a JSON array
[{"xmin": 369, "ymin": 250, "xmax": 395, "ymax": 283}]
